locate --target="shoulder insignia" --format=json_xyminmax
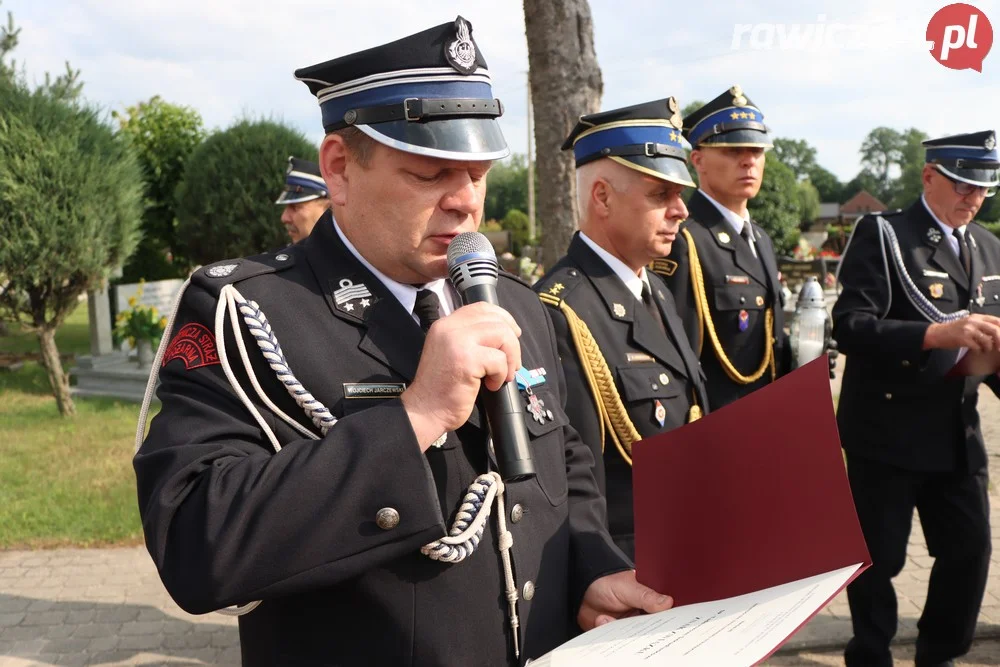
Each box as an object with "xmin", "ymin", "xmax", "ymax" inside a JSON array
[
  {"xmin": 538, "ymin": 291, "xmax": 562, "ymax": 308},
  {"xmin": 650, "ymin": 258, "xmax": 678, "ymax": 277},
  {"xmin": 162, "ymin": 323, "xmax": 220, "ymax": 371},
  {"xmin": 196, "ymin": 249, "xmax": 297, "ymax": 288}
]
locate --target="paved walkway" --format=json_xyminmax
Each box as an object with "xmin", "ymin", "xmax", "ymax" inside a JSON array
[{"xmin": 3, "ymin": 361, "xmax": 1000, "ymax": 665}]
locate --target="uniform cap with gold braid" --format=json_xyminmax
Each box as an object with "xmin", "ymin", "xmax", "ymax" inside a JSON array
[
  {"xmin": 295, "ymin": 16, "xmax": 508, "ymax": 161},
  {"xmin": 683, "ymin": 85, "xmax": 772, "ymax": 149},
  {"xmin": 562, "ymin": 97, "xmax": 695, "ymax": 187}
]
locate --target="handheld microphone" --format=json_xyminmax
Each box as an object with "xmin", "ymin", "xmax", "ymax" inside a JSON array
[{"xmin": 447, "ymin": 232, "xmax": 536, "ymax": 482}]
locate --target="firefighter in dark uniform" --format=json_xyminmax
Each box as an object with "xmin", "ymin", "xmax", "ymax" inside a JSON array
[
  {"xmin": 132, "ymin": 17, "xmax": 674, "ymax": 667},
  {"xmin": 274, "ymin": 156, "xmax": 329, "ymax": 243},
  {"xmin": 834, "ymin": 130, "xmax": 1000, "ymax": 667},
  {"xmin": 533, "ymin": 97, "xmax": 708, "ymax": 559},
  {"xmin": 653, "ymin": 86, "xmax": 790, "ymax": 410}
]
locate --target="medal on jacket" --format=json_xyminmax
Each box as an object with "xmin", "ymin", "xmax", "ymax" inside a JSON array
[
  {"xmin": 524, "ymin": 387, "xmax": 553, "ymax": 424},
  {"xmin": 738, "ymin": 309, "xmax": 749, "ymax": 332},
  {"xmin": 653, "ymin": 399, "xmax": 666, "ymax": 427}
]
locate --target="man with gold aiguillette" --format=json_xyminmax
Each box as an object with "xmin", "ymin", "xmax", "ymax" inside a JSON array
[{"xmin": 653, "ymin": 86, "xmax": 790, "ymax": 409}]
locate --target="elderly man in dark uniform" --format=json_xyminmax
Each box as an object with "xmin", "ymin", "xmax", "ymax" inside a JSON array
[
  {"xmin": 533, "ymin": 97, "xmax": 708, "ymax": 559},
  {"xmin": 132, "ymin": 17, "xmax": 674, "ymax": 667},
  {"xmin": 274, "ymin": 156, "xmax": 329, "ymax": 243},
  {"xmin": 653, "ymin": 86, "xmax": 789, "ymax": 409},
  {"xmin": 834, "ymin": 130, "xmax": 1000, "ymax": 667}
]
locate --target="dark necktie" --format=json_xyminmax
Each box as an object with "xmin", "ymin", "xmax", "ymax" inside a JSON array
[
  {"xmin": 740, "ymin": 222, "xmax": 758, "ymax": 258},
  {"xmin": 954, "ymin": 228, "xmax": 971, "ymax": 276},
  {"xmin": 413, "ymin": 289, "xmax": 441, "ymax": 332},
  {"xmin": 641, "ymin": 282, "xmax": 667, "ymax": 336}
]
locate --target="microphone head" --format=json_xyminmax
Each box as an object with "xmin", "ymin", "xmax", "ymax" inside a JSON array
[{"xmin": 447, "ymin": 231, "xmax": 499, "ymax": 294}]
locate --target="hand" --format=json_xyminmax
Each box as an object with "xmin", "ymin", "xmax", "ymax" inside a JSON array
[
  {"xmin": 577, "ymin": 570, "xmax": 674, "ymax": 631},
  {"xmin": 924, "ymin": 314, "xmax": 1000, "ymax": 352},
  {"xmin": 401, "ymin": 302, "xmax": 522, "ymax": 451}
]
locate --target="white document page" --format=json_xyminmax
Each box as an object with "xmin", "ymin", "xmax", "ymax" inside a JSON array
[{"xmin": 530, "ymin": 563, "xmax": 863, "ymax": 667}]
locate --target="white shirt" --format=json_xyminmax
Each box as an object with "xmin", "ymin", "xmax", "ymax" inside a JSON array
[
  {"xmin": 922, "ymin": 194, "xmax": 968, "ymax": 259},
  {"xmin": 700, "ymin": 189, "xmax": 757, "ymax": 257},
  {"xmin": 332, "ymin": 218, "xmax": 457, "ymax": 324},
  {"xmin": 578, "ymin": 232, "xmax": 651, "ymax": 300}
]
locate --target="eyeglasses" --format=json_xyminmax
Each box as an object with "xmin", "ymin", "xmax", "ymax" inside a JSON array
[{"xmin": 940, "ymin": 172, "xmax": 997, "ymax": 198}]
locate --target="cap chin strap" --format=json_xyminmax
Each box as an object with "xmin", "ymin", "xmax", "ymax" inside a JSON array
[
  {"xmin": 134, "ymin": 282, "xmax": 522, "ymax": 655},
  {"xmin": 325, "ymin": 96, "xmax": 503, "ymax": 133}
]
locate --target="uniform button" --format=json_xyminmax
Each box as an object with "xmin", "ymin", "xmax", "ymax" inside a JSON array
[
  {"xmin": 651, "ymin": 383, "xmax": 659, "ymax": 391},
  {"xmin": 568, "ymin": 269, "xmax": 578, "ymax": 277},
  {"xmin": 884, "ymin": 393, "xmax": 893, "ymax": 401},
  {"xmin": 901, "ymin": 360, "xmax": 911, "ymax": 368},
  {"xmin": 522, "ymin": 580, "xmax": 535, "ymax": 600},
  {"xmin": 659, "ymin": 373, "xmax": 669, "ymax": 385},
  {"xmin": 376, "ymin": 508, "xmax": 400, "ymax": 530},
  {"xmin": 740, "ymin": 296, "xmax": 746, "ymax": 304},
  {"xmin": 994, "ymin": 294, "xmax": 998, "ymax": 301},
  {"xmin": 275, "ymin": 253, "xmax": 289, "ymax": 261},
  {"xmin": 510, "ymin": 504, "xmax": 524, "ymax": 524}
]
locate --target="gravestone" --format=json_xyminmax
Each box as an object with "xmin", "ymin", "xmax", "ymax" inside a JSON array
[{"xmin": 71, "ymin": 278, "xmax": 184, "ymax": 402}]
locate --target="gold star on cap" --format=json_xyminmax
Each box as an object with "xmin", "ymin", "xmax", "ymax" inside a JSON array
[
  {"xmin": 669, "ymin": 131, "xmax": 679, "ymax": 142},
  {"xmin": 730, "ymin": 111, "xmax": 741, "ymax": 120}
]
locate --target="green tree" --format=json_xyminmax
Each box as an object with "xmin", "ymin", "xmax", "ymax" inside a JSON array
[
  {"xmin": 485, "ymin": 154, "xmax": 529, "ymax": 222},
  {"xmin": 113, "ymin": 96, "xmax": 206, "ymax": 281},
  {"xmin": 771, "ymin": 138, "xmax": 817, "ymax": 180},
  {"xmin": 860, "ymin": 127, "xmax": 904, "ymax": 203},
  {"xmin": 500, "ymin": 208, "xmax": 532, "ymax": 254},
  {"xmin": 681, "ymin": 99, "xmax": 705, "ymax": 118},
  {"xmin": 0, "ymin": 75, "xmax": 144, "ymax": 416},
  {"xmin": 804, "ymin": 165, "xmax": 842, "ymax": 203},
  {"xmin": 748, "ymin": 157, "xmax": 802, "ymax": 255},
  {"xmin": 798, "ymin": 178, "xmax": 821, "ymax": 223},
  {"xmin": 841, "ymin": 170, "xmax": 882, "ymax": 204},
  {"xmin": 890, "ymin": 128, "xmax": 929, "ymax": 209},
  {"xmin": 174, "ymin": 119, "xmax": 317, "ymax": 265}
]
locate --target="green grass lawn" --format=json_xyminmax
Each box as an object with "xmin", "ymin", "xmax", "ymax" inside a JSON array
[{"xmin": 0, "ymin": 305, "xmax": 152, "ymax": 549}]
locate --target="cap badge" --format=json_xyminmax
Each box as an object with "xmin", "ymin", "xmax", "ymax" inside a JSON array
[
  {"xmin": 445, "ymin": 17, "xmax": 477, "ymax": 74},
  {"xmin": 986, "ymin": 134, "xmax": 996, "ymax": 150},
  {"xmin": 730, "ymin": 84, "xmax": 748, "ymax": 107},
  {"xmin": 667, "ymin": 96, "xmax": 682, "ymax": 129}
]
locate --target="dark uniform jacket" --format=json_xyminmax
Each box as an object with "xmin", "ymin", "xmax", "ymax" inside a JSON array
[
  {"xmin": 655, "ymin": 190, "xmax": 790, "ymax": 409},
  {"xmin": 833, "ymin": 201, "xmax": 1000, "ymax": 473},
  {"xmin": 134, "ymin": 213, "xmax": 629, "ymax": 667},
  {"xmin": 533, "ymin": 234, "xmax": 709, "ymax": 555}
]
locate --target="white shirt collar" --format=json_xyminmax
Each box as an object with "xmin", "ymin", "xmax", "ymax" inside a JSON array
[
  {"xmin": 332, "ymin": 218, "xmax": 456, "ymax": 321},
  {"xmin": 921, "ymin": 194, "xmax": 967, "ymax": 239},
  {"xmin": 578, "ymin": 232, "xmax": 650, "ymax": 300},
  {"xmin": 700, "ymin": 189, "xmax": 751, "ymax": 237}
]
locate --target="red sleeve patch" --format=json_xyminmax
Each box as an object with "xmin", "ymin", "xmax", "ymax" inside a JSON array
[{"xmin": 162, "ymin": 323, "xmax": 220, "ymax": 370}]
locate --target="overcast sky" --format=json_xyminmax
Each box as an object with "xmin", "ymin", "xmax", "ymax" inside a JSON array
[{"xmin": 7, "ymin": 0, "xmax": 1000, "ymax": 182}]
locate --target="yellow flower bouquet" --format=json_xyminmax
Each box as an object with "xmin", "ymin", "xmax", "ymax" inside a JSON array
[{"xmin": 113, "ymin": 281, "xmax": 168, "ymax": 348}]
